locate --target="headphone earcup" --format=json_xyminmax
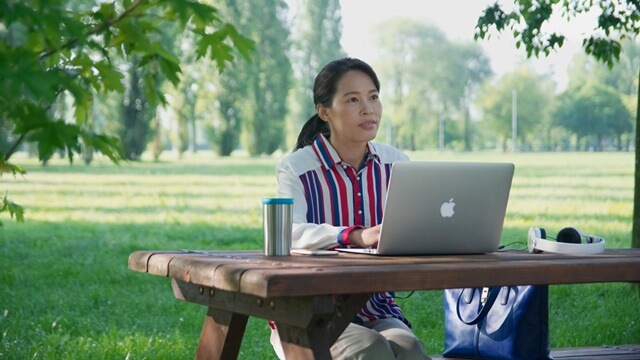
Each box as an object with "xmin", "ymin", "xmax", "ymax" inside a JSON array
[
  {"xmin": 557, "ymin": 227, "xmax": 581, "ymax": 244},
  {"xmin": 538, "ymin": 228, "xmax": 547, "ymax": 239}
]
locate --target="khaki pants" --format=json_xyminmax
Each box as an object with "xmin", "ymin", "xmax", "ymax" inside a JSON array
[{"xmin": 270, "ymin": 318, "xmax": 430, "ymax": 359}]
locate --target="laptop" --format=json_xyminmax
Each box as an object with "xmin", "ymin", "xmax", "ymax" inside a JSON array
[{"xmin": 337, "ymin": 161, "xmax": 514, "ymax": 256}]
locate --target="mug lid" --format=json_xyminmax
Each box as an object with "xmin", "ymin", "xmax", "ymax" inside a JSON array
[{"xmin": 262, "ymin": 197, "xmax": 294, "ymax": 205}]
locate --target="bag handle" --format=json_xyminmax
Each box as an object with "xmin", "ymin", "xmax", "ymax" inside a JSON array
[{"xmin": 456, "ymin": 287, "xmax": 501, "ymax": 325}]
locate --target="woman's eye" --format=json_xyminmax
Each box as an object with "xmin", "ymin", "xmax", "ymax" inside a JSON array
[
  {"xmin": 347, "ymin": 97, "xmax": 358, "ymax": 103},
  {"xmin": 371, "ymin": 94, "xmax": 379, "ymax": 100}
]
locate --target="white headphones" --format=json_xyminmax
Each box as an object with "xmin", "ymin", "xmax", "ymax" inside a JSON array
[{"xmin": 528, "ymin": 227, "xmax": 605, "ymax": 254}]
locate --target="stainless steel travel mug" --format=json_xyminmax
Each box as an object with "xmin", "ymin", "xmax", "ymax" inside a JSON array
[{"xmin": 262, "ymin": 198, "xmax": 293, "ymax": 256}]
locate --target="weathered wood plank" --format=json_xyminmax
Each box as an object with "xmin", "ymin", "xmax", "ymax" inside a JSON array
[
  {"xmin": 130, "ymin": 249, "xmax": 640, "ymax": 298},
  {"xmin": 171, "ymin": 279, "xmax": 365, "ymax": 329},
  {"xmin": 243, "ymin": 255, "xmax": 640, "ymax": 297},
  {"xmin": 552, "ymin": 345, "xmax": 640, "ymax": 359},
  {"xmin": 128, "ymin": 250, "xmax": 155, "ymax": 272},
  {"xmin": 431, "ymin": 345, "xmax": 640, "ymax": 359}
]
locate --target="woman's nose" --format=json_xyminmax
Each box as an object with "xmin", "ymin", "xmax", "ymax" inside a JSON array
[{"xmin": 361, "ymin": 103, "xmax": 373, "ymax": 114}]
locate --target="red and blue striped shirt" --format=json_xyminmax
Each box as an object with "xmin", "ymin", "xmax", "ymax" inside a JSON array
[{"xmin": 276, "ymin": 134, "xmax": 411, "ymax": 326}]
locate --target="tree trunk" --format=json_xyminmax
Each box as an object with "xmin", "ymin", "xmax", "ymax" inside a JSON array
[{"xmin": 633, "ymin": 66, "xmax": 640, "ymax": 249}]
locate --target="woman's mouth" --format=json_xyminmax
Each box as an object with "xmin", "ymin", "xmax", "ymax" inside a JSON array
[{"xmin": 360, "ymin": 120, "xmax": 378, "ymax": 129}]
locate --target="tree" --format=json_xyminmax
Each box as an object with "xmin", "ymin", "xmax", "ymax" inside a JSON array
[
  {"xmin": 567, "ymin": 40, "xmax": 640, "ymax": 98},
  {"xmin": 205, "ymin": 0, "xmax": 294, "ymax": 157},
  {"xmin": 566, "ymin": 43, "xmax": 640, "ymax": 150},
  {"xmin": 164, "ymin": 26, "xmax": 206, "ymax": 158},
  {"xmin": 477, "ymin": 65, "xmax": 555, "ymax": 151},
  {"xmin": 207, "ymin": 0, "xmax": 250, "ymax": 156},
  {"xmin": 118, "ymin": 56, "xmax": 156, "ymax": 160},
  {"xmin": 374, "ymin": 19, "xmax": 491, "ymax": 151},
  {"xmin": 476, "ymin": 0, "xmax": 640, "ymax": 248},
  {"xmin": 287, "ymin": 0, "xmax": 345, "ymax": 147},
  {"xmin": 553, "ymin": 83, "xmax": 633, "ymax": 150},
  {"xmin": 242, "ymin": 0, "xmax": 293, "ymax": 155},
  {"xmin": 0, "ymin": 0, "xmax": 253, "ymax": 224},
  {"xmin": 429, "ymin": 41, "xmax": 492, "ymax": 151},
  {"xmin": 373, "ymin": 18, "xmax": 447, "ymax": 149}
]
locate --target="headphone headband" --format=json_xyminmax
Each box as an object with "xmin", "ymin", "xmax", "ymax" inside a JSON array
[{"xmin": 528, "ymin": 227, "xmax": 605, "ymax": 254}]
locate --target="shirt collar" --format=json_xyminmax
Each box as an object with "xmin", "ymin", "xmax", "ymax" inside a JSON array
[{"xmin": 311, "ymin": 134, "xmax": 380, "ymax": 170}]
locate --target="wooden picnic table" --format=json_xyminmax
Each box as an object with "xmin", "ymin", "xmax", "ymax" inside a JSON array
[{"xmin": 128, "ymin": 248, "xmax": 640, "ymax": 359}]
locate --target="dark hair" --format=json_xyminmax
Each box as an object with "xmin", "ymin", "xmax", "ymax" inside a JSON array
[{"xmin": 295, "ymin": 58, "xmax": 381, "ymax": 150}]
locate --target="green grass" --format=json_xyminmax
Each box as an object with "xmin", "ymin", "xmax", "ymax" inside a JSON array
[{"xmin": 1, "ymin": 150, "xmax": 638, "ymax": 359}]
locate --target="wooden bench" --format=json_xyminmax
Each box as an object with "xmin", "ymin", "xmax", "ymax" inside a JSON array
[{"xmin": 431, "ymin": 345, "xmax": 640, "ymax": 359}]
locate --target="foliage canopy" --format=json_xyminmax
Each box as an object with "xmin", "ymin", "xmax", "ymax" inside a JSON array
[
  {"xmin": 476, "ymin": 0, "xmax": 639, "ymax": 67},
  {"xmin": 0, "ymin": 0, "xmax": 253, "ymax": 224}
]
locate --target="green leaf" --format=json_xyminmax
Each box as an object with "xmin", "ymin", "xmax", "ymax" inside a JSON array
[
  {"xmin": 93, "ymin": 61, "xmax": 126, "ymax": 93},
  {"xmin": 142, "ymin": 43, "xmax": 182, "ymax": 86},
  {"xmin": 222, "ymin": 23, "xmax": 255, "ymax": 61},
  {"xmin": 0, "ymin": 157, "xmax": 26, "ymax": 177},
  {"xmin": 192, "ymin": 20, "xmax": 255, "ymax": 69},
  {"xmin": 92, "ymin": 2, "xmax": 117, "ymax": 24},
  {"xmin": 157, "ymin": 55, "xmax": 181, "ymax": 86},
  {"xmin": 14, "ymin": 66, "xmax": 63, "ymax": 104},
  {"xmin": 1, "ymin": 193, "xmax": 25, "ymax": 223},
  {"xmin": 583, "ymin": 36, "xmax": 620, "ymax": 67},
  {"xmin": 79, "ymin": 131, "xmax": 125, "ymax": 164},
  {"xmin": 26, "ymin": 120, "xmax": 81, "ymax": 161},
  {"xmin": 10, "ymin": 105, "xmax": 49, "ymax": 134},
  {"xmin": 65, "ymin": 80, "xmax": 94, "ymax": 126},
  {"xmin": 162, "ymin": 0, "xmax": 220, "ymax": 29}
]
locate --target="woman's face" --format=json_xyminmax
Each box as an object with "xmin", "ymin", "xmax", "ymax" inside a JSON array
[{"xmin": 318, "ymin": 70, "xmax": 382, "ymax": 148}]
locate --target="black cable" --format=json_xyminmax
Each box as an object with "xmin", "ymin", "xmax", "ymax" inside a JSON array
[{"xmin": 498, "ymin": 241, "xmax": 527, "ymax": 251}]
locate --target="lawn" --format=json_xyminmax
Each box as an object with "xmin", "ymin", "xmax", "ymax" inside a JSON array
[{"xmin": 1, "ymin": 150, "xmax": 638, "ymax": 359}]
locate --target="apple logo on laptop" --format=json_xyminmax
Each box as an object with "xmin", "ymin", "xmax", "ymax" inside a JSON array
[{"xmin": 440, "ymin": 198, "xmax": 455, "ymax": 217}]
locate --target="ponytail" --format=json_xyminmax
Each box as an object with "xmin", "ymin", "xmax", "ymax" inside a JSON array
[{"xmin": 295, "ymin": 114, "xmax": 329, "ymax": 150}]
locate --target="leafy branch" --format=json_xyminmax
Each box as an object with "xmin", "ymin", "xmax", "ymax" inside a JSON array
[
  {"xmin": 1, "ymin": 0, "xmax": 254, "ymax": 224},
  {"xmin": 475, "ymin": 0, "xmax": 639, "ymax": 67},
  {"xmin": 0, "ymin": 159, "xmax": 26, "ymax": 227},
  {"xmin": 39, "ymin": 0, "xmax": 146, "ymax": 60}
]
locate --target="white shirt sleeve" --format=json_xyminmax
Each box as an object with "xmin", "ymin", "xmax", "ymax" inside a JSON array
[{"xmin": 276, "ymin": 159, "xmax": 346, "ymax": 250}]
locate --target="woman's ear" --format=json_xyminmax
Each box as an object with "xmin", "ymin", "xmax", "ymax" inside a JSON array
[{"xmin": 316, "ymin": 103, "xmax": 329, "ymax": 122}]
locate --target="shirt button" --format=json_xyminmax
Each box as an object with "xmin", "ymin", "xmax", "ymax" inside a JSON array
[
  {"xmin": 358, "ymin": 210, "xmax": 363, "ymax": 214},
  {"xmin": 357, "ymin": 192, "xmax": 362, "ymax": 197},
  {"xmin": 342, "ymin": 164, "xmax": 347, "ymax": 169}
]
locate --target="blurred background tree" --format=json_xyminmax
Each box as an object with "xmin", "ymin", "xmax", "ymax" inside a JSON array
[
  {"xmin": 477, "ymin": 65, "xmax": 555, "ymax": 151},
  {"xmin": 285, "ymin": 0, "xmax": 345, "ymax": 148}
]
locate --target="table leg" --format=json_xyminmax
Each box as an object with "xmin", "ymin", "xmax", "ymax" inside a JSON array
[
  {"xmin": 276, "ymin": 293, "xmax": 370, "ymax": 360},
  {"xmin": 171, "ymin": 279, "xmax": 369, "ymax": 359},
  {"xmin": 277, "ymin": 322, "xmax": 331, "ymax": 359},
  {"xmin": 195, "ymin": 306, "xmax": 248, "ymax": 360}
]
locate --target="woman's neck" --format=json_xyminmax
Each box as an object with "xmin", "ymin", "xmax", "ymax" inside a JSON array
[{"xmin": 330, "ymin": 138, "xmax": 368, "ymax": 169}]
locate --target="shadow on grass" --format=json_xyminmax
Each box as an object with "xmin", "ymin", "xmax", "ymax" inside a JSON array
[
  {"xmin": 19, "ymin": 158, "xmax": 280, "ymax": 177},
  {"xmin": 0, "ymin": 220, "xmax": 278, "ymax": 359}
]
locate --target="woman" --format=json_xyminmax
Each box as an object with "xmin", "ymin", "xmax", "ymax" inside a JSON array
[{"xmin": 272, "ymin": 58, "xmax": 429, "ymax": 359}]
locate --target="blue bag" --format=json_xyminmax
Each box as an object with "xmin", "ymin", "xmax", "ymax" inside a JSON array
[{"xmin": 443, "ymin": 285, "xmax": 551, "ymax": 360}]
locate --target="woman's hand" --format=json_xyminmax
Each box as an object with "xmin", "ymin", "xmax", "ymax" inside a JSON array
[{"xmin": 348, "ymin": 225, "xmax": 381, "ymax": 248}]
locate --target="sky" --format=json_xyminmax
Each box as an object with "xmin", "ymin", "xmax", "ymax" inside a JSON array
[{"xmin": 338, "ymin": 0, "xmax": 598, "ymax": 91}]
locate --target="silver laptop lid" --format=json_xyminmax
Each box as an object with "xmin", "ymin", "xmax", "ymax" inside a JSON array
[{"xmin": 377, "ymin": 161, "xmax": 514, "ymax": 255}]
